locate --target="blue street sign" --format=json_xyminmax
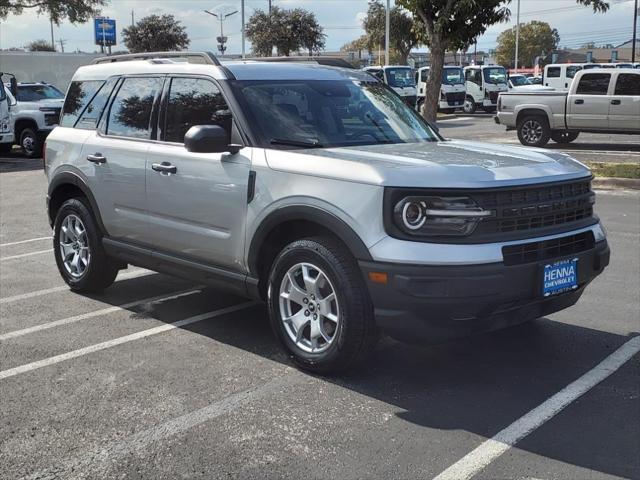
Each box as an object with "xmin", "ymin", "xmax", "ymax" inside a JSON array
[{"xmin": 94, "ymin": 17, "xmax": 116, "ymax": 46}]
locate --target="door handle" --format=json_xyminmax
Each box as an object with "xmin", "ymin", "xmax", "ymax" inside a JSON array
[
  {"xmin": 565, "ymin": 83, "xmax": 568, "ymax": 88},
  {"xmin": 611, "ymin": 99, "xmax": 621, "ymax": 105},
  {"xmin": 574, "ymin": 99, "xmax": 584, "ymax": 105},
  {"xmin": 87, "ymin": 153, "xmax": 106, "ymax": 164},
  {"xmin": 151, "ymin": 162, "xmax": 177, "ymax": 174}
]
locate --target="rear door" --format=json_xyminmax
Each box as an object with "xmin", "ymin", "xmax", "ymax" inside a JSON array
[
  {"xmin": 544, "ymin": 66, "xmax": 562, "ymax": 89},
  {"xmin": 566, "ymin": 72, "xmax": 611, "ymax": 130},
  {"xmin": 80, "ymin": 76, "xmax": 163, "ymax": 244},
  {"xmin": 609, "ymin": 72, "xmax": 640, "ymax": 131},
  {"xmin": 145, "ymin": 76, "xmax": 250, "ymax": 271}
]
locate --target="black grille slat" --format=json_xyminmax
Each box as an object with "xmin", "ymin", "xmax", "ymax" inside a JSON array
[{"xmin": 502, "ymin": 231, "xmax": 595, "ymax": 266}]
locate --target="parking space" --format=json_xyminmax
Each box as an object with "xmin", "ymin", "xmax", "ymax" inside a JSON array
[{"xmin": 1, "ymin": 129, "xmax": 639, "ymax": 479}]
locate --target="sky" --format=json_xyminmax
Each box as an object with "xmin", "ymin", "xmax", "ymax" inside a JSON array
[{"xmin": 0, "ymin": 0, "xmax": 637, "ymax": 55}]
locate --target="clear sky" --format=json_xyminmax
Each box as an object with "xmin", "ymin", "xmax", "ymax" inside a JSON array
[{"xmin": 0, "ymin": 0, "xmax": 637, "ymax": 54}]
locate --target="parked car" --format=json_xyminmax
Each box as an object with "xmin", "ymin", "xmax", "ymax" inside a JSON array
[
  {"xmin": 463, "ymin": 65, "xmax": 509, "ymax": 113},
  {"xmin": 363, "ymin": 65, "xmax": 417, "ymax": 107},
  {"xmin": 508, "ymin": 73, "xmax": 555, "ymax": 92},
  {"xmin": 2, "ymin": 81, "xmax": 64, "ymax": 157},
  {"xmin": 45, "ymin": 52, "xmax": 610, "ymax": 373},
  {"xmin": 416, "ymin": 65, "xmax": 466, "ymax": 113},
  {"xmin": 529, "ymin": 75, "xmax": 543, "ymax": 85},
  {"xmin": 496, "ymin": 68, "xmax": 640, "ymax": 147}
]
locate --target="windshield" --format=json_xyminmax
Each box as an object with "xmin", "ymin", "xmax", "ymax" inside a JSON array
[
  {"xmin": 510, "ymin": 75, "xmax": 531, "ymax": 86},
  {"xmin": 0, "ymin": 82, "xmax": 5, "ymax": 102},
  {"xmin": 384, "ymin": 68, "xmax": 415, "ymax": 88},
  {"xmin": 232, "ymin": 80, "xmax": 438, "ymax": 149},
  {"xmin": 16, "ymin": 85, "xmax": 64, "ymax": 102},
  {"xmin": 442, "ymin": 68, "xmax": 464, "ymax": 85},
  {"xmin": 483, "ymin": 67, "xmax": 507, "ymax": 84}
]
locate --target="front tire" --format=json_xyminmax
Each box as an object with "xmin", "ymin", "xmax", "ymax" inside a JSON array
[
  {"xmin": 517, "ymin": 115, "xmax": 551, "ymax": 147},
  {"xmin": 551, "ymin": 131, "xmax": 579, "ymax": 144},
  {"xmin": 53, "ymin": 198, "xmax": 120, "ymax": 292},
  {"xmin": 20, "ymin": 127, "xmax": 41, "ymax": 158},
  {"xmin": 268, "ymin": 237, "xmax": 376, "ymax": 374},
  {"xmin": 463, "ymin": 96, "xmax": 477, "ymax": 114}
]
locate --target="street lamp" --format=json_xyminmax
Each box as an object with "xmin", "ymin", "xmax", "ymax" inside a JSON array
[{"xmin": 204, "ymin": 9, "xmax": 238, "ymax": 55}]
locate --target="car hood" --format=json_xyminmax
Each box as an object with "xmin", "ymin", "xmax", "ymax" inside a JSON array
[
  {"xmin": 264, "ymin": 140, "xmax": 590, "ymax": 188},
  {"xmin": 14, "ymin": 99, "xmax": 64, "ymax": 111},
  {"xmin": 510, "ymin": 84, "xmax": 555, "ymax": 91}
]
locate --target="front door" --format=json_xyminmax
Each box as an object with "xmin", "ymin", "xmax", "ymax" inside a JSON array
[
  {"xmin": 609, "ymin": 72, "xmax": 640, "ymax": 131},
  {"xmin": 81, "ymin": 76, "xmax": 163, "ymax": 244},
  {"xmin": 566, "ymin": 72, "xmax": 611, "ymax": 130},
  {"xmin": 145, "ymin": 76, "xmax": 251, "ymax": 271}
]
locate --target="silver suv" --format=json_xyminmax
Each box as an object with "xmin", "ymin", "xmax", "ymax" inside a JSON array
[{"xmin": 45, "ymin": 52, "xmax": 610, "ymax": 373}]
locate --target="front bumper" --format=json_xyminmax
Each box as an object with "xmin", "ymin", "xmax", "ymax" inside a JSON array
[
  {"xmin": 0, "ymin": 133, "xmax": 15, "ymax": 144},
  {"xmin": 360, "ymin": 240, "xmax": 609, "ymax": 343}
]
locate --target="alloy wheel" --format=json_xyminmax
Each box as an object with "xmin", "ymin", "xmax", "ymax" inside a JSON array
[
  {"xmin": 279, "ymin": 262, "xmax": 340, "ymax": 353},
  {"xmin": 522, "ymin": 120, "xmax": 543, "ymax": 144},
  {"xmin": 59, "ymin": 214, "xmax": 91, "ymax": 278},
  {"xmin": 21, "ymin": 132, "xmax": 35, "ymax": 156}
]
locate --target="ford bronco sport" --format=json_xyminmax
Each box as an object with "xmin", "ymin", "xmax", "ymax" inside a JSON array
[{"xmin": 45, "ymin": 52, "xmax": 610, "ymax": 373}]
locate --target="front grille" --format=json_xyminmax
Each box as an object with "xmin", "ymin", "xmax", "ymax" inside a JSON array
[
  {"xmin": 489, "ymin": 91, "xmax": 500, "ymax": 104},
  {"xmin": 403, "ymin": 95, "xmax": 417, "ymax": 107},
  {"xmin": 44, "ymin": 107, "xmax": 62, "ymax": 126},
  {"xmin": 469, "ymin": 179, "xmax": 596, "ymax": 242},
  {"xmin": 445, "ymin": 92, "xmax": 465, "ymax": 105},
  {"xmin": 502, "ymin": 231, "xmax": 595, "ymax": 266}
]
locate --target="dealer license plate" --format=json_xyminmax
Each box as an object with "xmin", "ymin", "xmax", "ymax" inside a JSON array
[{"xmin": 543, "ymin": 258, "xmax": 578, "ymax": 297}]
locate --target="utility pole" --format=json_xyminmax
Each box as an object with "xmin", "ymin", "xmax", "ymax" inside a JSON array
[
  {"xmin": 58, "ymin": 38, "xmax": 67, "ymax": 53},
  {"xmin": 204, "ymin": 9, "xmax": 238, "ymax": 56},
  {"xmin": 50, "ymin": 17, "xmax": 55, "ymax": 51},
  {"xmin": 514, "ymin": 0, "xmax": 520, "ymax": 72},
  {"xmin": 131, "ymin": 10, "xmax": 135, "ymax": 27},
  {"xmin": 241, "ymin": 0, "xmax": 246, "ymax": 59},
  {"xmin": 385, "ymin": 0, "xmax": 390, "ymax": 65},
  {"xmin": 268, "ymin": 0, "xmax": 272, "ymax": 15},
  {"xmin": 633, "ymin": 0, "xmax": 638, "ymax": 63}
]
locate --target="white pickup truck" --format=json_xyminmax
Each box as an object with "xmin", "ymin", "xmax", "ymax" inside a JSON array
[{"xmin": 496, "ymin": 68, "xmax": 640, "ymax": 147}]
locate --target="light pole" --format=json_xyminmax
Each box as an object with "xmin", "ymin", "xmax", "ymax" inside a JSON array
[
  {"xmin": 514, "ymin": 0, "xmax": 520, "ymax": 72},
  {"xmin": 385, "ymin": 0, "xmax": 390, "ymax": 65},
  {"xmin": 633, "ymin": 0, "xmax": 638, "ymax": 63},
  {"xmin": 241, "ymin": 0, "xmax": 245, "ymax": 59},
  {"xmin": 204, "ymin": 9, "xmax": 238, "ymax": 56}
]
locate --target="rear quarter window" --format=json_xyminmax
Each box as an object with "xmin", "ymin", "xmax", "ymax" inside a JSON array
[
  {"xmin": 61, "ymin": 81, "xmax": 105, "ymax": 127},
  {"xmin": 546, "ymin": 67, "xmax": 561, "ymax": 78}
]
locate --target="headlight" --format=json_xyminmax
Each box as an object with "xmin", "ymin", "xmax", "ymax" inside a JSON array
[
  {"xmin": 0, "ymin": 116, "xmax": 9, "ymax": 132},
  {"xmin": 388, "ymin": 193, "xmax": 494, "ymax": 238}
]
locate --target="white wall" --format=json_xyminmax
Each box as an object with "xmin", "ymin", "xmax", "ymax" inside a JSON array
[{"xmin": 0, "ymin": 52, "xmax": 102, "ymax": 91}]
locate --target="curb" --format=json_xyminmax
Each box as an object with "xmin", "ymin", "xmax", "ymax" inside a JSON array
[{"xmin": 592, "ymin": 177, "xmax": 640, "ymax": 190}]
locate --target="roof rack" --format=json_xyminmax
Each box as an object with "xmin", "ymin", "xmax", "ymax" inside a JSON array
[
  {"xmin": 245, "ymin": 56, "xmax": 355, "ymax": 69},
  {"xmin": 92, "ymin": 51, "xmax": 221, "ymax": 66}
]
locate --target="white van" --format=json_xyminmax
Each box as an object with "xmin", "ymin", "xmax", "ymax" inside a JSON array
[
  {"xmin": 463, "ymin": 65, "xmax": 508, "ymax": 113},
  {"xmin": 416, "ymin": 66, "xmax": 466, "ymax": 113},
  {"xmin": 363, "ymin": 65, "xmax": 417, "ymax": 107},
  {"xmin": 0, "ymin": 73, "xmax": 16, "ymax": 154},
  {"xmin": 542, "ymin": 64, "xmax": 584, "ymax": 91}
]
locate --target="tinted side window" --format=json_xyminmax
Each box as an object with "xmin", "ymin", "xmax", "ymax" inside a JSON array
[
  {"xmin": 75, "ymin": 78, "xmax": 118, "ymax": 130},
  {"xmin": 61, "ymin": 81, "xmax": 104, "ymax": 127},
  {"xmin": 614, "ymin": 74, "xmax": 640, "ymax": 95},
  {"xmin": 164, "ymin": 77, "xmax": 231, "ymax": 143},
  {"xmin": 106, "ymin": 77, "xmax": 162, "ymax": 139},
  {"xmin": 576, "ymin": 73, "xmax": 611, "ymax": 95},
  {"xmin": 566, "ymin": 66, "xmax": 582, "ymax": 79},
  {"xmin": 546, "ymin": 67, "xmax": 561, "ymax": 78}
]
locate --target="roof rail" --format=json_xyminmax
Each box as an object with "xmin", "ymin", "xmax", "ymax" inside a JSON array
[
  {"xmin": 91, "ymin": 51, "xmax": 221, "ymax": 66},
  {"xmin": 245, "ymin": 56, "xmax": 356, "ymax": 69}
]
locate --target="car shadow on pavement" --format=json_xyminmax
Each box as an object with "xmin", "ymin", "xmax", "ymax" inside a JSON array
[
  {"xmin": 174, "ymin": 296, "xmax": 639, "ymax": 480},
  {"xmin": 0, "ymin": 150, "xmax": 42, "ymax": 173},
  {"xmin": 544, "ymin": 142, "xmax": 640, "ymax": 152}
]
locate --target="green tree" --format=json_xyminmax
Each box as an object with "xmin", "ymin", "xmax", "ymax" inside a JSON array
[
  {"xmin": 397, "ymin": 0, "xmax": 609, "ymax": 122},
  {"xmin": 26, "ymin": 39, "xmax": 55, "ymax": 51},
  {"xmin": 341, "ymin": 35, "xmax": 369, "ymax": 54},
  {"xmin": 0, "ymin": 0, "xmax": 106, "ymax": 24},
  {"xmin": 363, "ymin": 0, "xmax": 419, "ymax": 65},
  {"xmin": 121, "ymin": 14, "xmax": 190, "ymax": 53},
  {"xmin": 495, "ymin": 21, "xmax": 560, "ymax": 68},
  {"xmin": 246, "ymin": 6, "xmax": 325, "ymax": 57}
]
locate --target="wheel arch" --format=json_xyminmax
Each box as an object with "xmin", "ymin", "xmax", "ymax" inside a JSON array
[
  {"xmin": 515, "ymin": 107, "xmax": 552, "ymax": 127},
  {"xmin": 48, "ymin": 171, "xmax": 107, "ymax": 234},
  {"xmin": 247, "ymin": 205, "xmax": 373, "ymax": 296},
  {"xmin": 14, "ymin": 117, "xmax": 38, "ymax": 138}
]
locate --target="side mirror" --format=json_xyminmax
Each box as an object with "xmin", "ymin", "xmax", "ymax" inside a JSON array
[
  {"xmin": 9, "ymin": 77, "xmax": 17, "ymax": 97},
  {"xmin": 7, "ymin": 91, "xmax": 17, "ymax": 107},
  {"xmin": 184, "ymin": 125, "xmax": 240, "ymax": 154}
]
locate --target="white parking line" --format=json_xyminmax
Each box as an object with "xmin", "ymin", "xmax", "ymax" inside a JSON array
[
  {"xmin": 0, "ymin": 301, "xmax": 256, "ymax": 381},
  {"xmin": 434, "ymin": 335, "xmax": 640, "ymax": 480},
  {"xmin": 21, "ymin": 372, "xmax": 302, "ymax": 480},
  {"xmin": 0, "ymin": 269, "xmax": 151, "ymax": 305},
  {"xmin": 0, "ymin": 249, "xmax": 52, "ymax": 261},
  {"xmin": 0, "ymin": 288, "xmax": 202, "ymax": 341},
  {"xmin": 0, "ymin": 236, "xmax": 50, "ymax": 247},
  {"xmin": 438, "ymin": 117, "xmax": 473, "ymax": 123}
]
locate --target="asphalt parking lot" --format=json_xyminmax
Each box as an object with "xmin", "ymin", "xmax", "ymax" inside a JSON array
[{"xmin": 1, "ymin": 117, "xmax": 639, "ymax": 479}]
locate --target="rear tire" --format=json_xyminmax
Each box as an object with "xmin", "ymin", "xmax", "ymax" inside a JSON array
[
  {"xmin": 19, "ymin": 127, "xmax": 42, "ymax": 158},
  {"xmin": 517, "ymin": 115, "xmax": 551, "ymax": 147},
  {"xmin": 267, "ymin": 237, "xmax": 377, "ymax": 374},
  {"xmin": 551, "ymin": 131, "xmax": 579, "ymax": 144},
  {"xmin": 53, "ymin": 197, "xmax": 120, "ymax": 292},
  {"xmin": 463, "ymin": 96, "xmax": 477, "ymax": 114}
]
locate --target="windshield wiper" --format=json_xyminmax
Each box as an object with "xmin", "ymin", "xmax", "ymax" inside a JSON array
[{"xmin": 270, "ymin": 138, "xmax": 323, "ymax": 148}]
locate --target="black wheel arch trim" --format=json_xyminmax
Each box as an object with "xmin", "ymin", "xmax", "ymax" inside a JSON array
[
  {"xmin": 48, "ymin": 171, "xmax": 108, "ymax": 235},
  {"xmin": 247, "ymin": 205, "xmax": 373, "ymax": 275}
]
